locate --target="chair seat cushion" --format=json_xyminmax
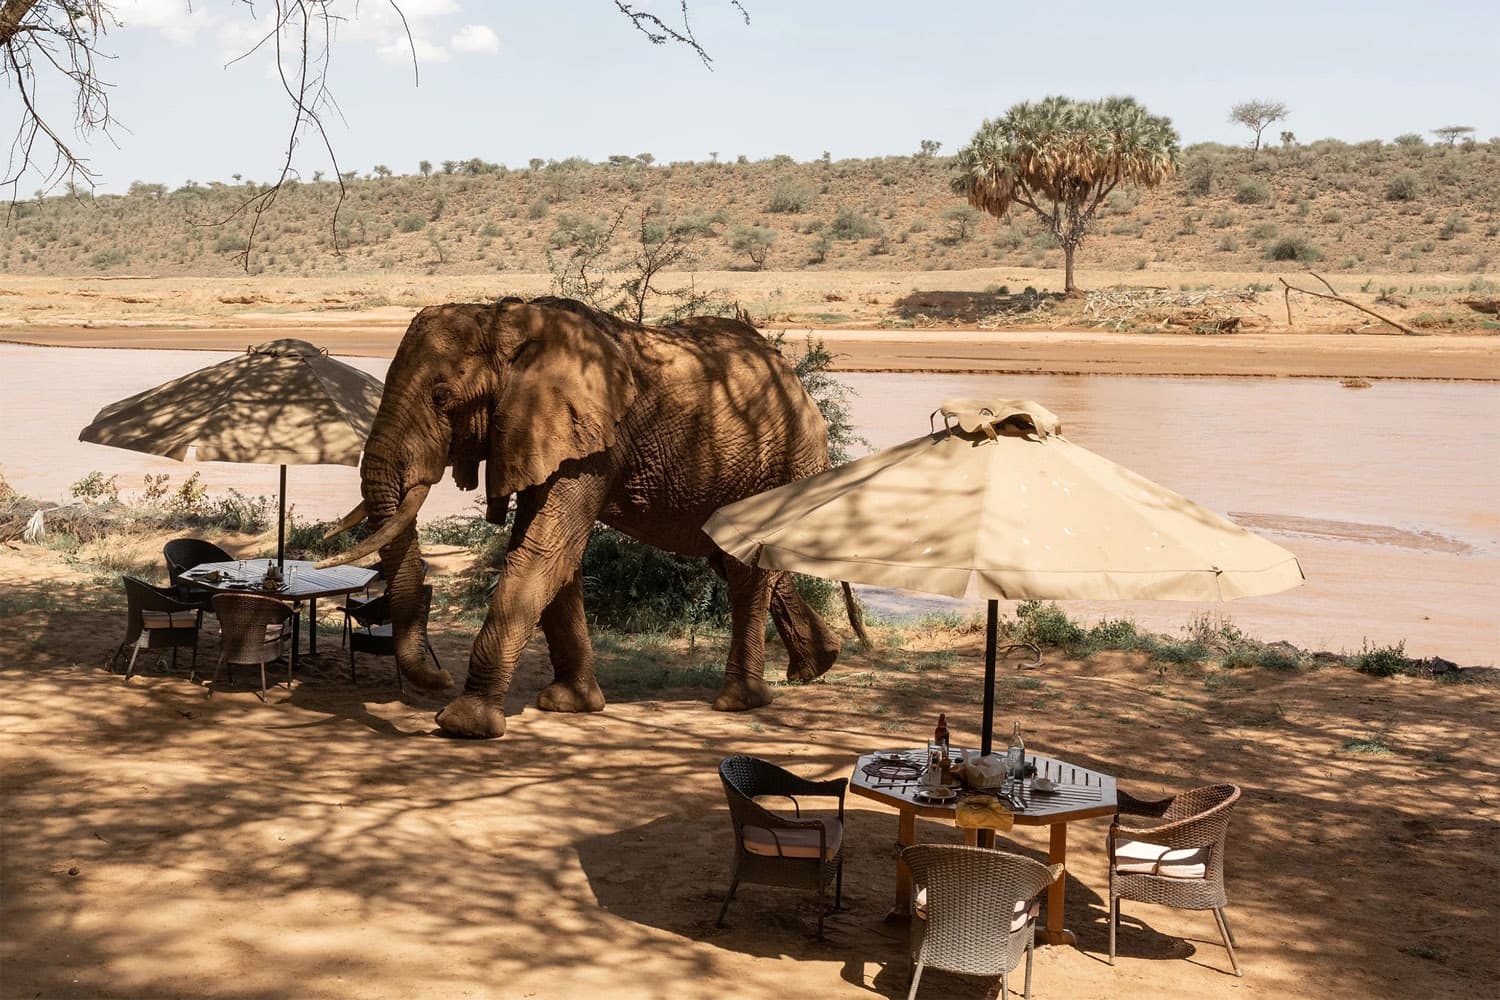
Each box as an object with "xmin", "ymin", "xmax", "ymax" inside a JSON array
[
  {"xmin": 915, "ymin": 887, "xmax": 1039, "ymax": 931},
  {"xmin": 742, "ymin": 818, "xmax": 842, "ymax": 860},
  {"xmin": 1114, "ymin": 839, "xmax": 1210, "ymax": 878},
  {"xmin": 141, "ymin": 610, "xmax": 197, "ymax": 630}
]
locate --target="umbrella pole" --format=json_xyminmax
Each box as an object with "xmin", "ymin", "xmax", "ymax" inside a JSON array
[
  {"xmin": 277, "ymin": 464, "xmax": 287, "ymax": 570},
  {"xmin": 981, "ymin": 599, "xmax": 998, "ymax": 757}
]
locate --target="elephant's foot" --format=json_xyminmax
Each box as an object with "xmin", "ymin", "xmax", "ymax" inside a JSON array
[
  {"xmin": 712, "ymin": 675, "xmax": 775, "ymax": 712},
  {"xmin": 401, "ymin": 660, "xmax": 455, "ymax": 693},
  {"xmin": 435, "ymin": 694, "xmax": 507, "ymax": 739},
  {"xmin": 537, "ymin": 679, "xmax": 606, "ymax": 713},
  {"xmin": 785, "ymin": 635, "xmax": 839, "ymax": 683}
]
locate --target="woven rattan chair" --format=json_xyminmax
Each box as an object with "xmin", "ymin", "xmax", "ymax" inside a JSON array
[
  {"xmin": 116, "ymin": 575, "xmax": 203, "ymax": 681},
  {"xmin": 209, "ymin": 593, "xmax": 294, "ymax": 701},
  {"xmin": 163, "ymin": 538, "xmax": 233, "ymax": 609},
  {"xmin": 716, "ymin": 755, "xmax": 847, "ymax": 939},
  {"xmin": 344, "ymin": 585, "xmax": 443, "ymax": 695},
  {"xmin": 1107, "ymin": 783, "xmax": 1243, "ymax": 976},
  {"xmin": 901, "ymin": 844, "xmax": 1061, "ymax": 1000}
]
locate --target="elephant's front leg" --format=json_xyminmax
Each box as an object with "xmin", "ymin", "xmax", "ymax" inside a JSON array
[
  {"xmin": 536, "ymin": 569, "xmax": 606, "ymax": 713},
  {"xmin": 713, "ymin": 557, "xmax": 775, "ymax": 712},
  {"xmin": 435, "ymin": 470, "xmax": 609, "ymax": 739}
]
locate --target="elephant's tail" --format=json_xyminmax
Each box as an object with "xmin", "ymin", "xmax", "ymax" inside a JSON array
[{"xmin": 841, "ymin": 581, "xmax": 873, "ymax": 649}]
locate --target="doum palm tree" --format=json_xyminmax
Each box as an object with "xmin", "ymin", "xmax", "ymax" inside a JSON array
[{"xmin": 953, "ymin": 96, "xmax": 1180, "ymax": 294}]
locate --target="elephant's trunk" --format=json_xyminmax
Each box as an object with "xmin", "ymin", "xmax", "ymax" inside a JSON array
[{"xmin": 323, "ymin": 450, "xmax": 452, "ymax": 691}]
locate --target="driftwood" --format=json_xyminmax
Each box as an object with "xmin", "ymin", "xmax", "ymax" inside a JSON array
[{"xmin": 1280, "ymin": 272, "xmax": 1423, "ymax": 336}]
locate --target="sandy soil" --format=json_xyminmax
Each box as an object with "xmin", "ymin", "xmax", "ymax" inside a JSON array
[
  {"xmin": 2, "ymin": 538, "xmax": 1496, "ymax": 1000},
  {"xmin": 3, "ymin": 271, "xmax": 1497, "ymax": 381}
]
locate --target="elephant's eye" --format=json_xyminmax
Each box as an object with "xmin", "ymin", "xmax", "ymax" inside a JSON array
[{"xmin": 432, "ymin": 383, "xmax": 453, "ymax": 407}]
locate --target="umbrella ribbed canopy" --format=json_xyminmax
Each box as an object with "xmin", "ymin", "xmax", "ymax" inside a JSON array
[
  {"xmin": 78, "ymin": 339, "xmax": 382, "ymax": 466},
  {"xmin": 705, "ymin": 400, "xmax": 1303, "ymax": 602}
]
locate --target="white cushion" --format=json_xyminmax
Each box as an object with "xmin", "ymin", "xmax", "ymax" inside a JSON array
[
  {"xmin": 1114, "ymin": 839, "xmax": 1210, "ymax": 879},
  {"xmin": 914, "ymin": 887, "xmax": 1039, "ymax": 932},
  {"xmin": 742, "ymin": 818, "xmax": 842, "ymax": 860},
  {"xmin": 141, "ymin": 610, "xmax": 196, "ymax": 630}
]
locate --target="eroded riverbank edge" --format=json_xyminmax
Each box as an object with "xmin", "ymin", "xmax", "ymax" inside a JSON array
[{"xmin": 5, "ymin": 321, "xmax": 1500, "ymax": 381}]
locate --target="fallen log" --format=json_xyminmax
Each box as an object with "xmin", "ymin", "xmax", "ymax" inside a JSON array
[{"xmin": 1280, "ymin": 271, "xmax": 1424, "ymax": 336}]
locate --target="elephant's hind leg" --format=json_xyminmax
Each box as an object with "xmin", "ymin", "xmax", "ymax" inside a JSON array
[
  {"xmin": 713, "ymin": 557, "xmax": 775, "ymax": 712},
  {"xmin": 769, "ymin": 574, "xmax": 841, "ymax": 683},
  {"xmin": 536, "ymin": 569, "xmax": 606, "ymax": 713}
]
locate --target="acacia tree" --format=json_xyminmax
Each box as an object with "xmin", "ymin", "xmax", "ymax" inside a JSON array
[
  {"xmin": 1431, "ymin": 125, "xmax": 1475, "ymax": 146},
  {"xmin": 952, "ymin": 95, "xmax": 1180, "ymax": 294},
  {"xmin": 1228, "ymin": 99, "xmax": 1289, "ymax": 153}
]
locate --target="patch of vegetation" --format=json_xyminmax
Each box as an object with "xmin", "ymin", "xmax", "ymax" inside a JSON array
[
  {"xmin": 1234, "ymin": 179, "xmax": 1272, "ymax": 205},
  {"xmin": 767, "ymin": 181, "xmax": 816, "ymax": 214},
  {"xmin": 420, "ymin": 515, "xmax": 502, "ymax": 548},
  {"xmin": 1341, "ymin": 733, "xmax": 1393, "ymax": 755},
  {"xmin": 827, "ymin": 207, "xmax": 882, "ymax": 241},
  {"xmin": 1384, "ymin": 172, "xmax": 1420, "ymax": 201},
  {"xmin": 1267, "ymin": 234, "xmax": 1323, "ymax": 262},
  {"xmin": 1352, "ymin": 640, "xmax": 1414, "ymax": 677}
]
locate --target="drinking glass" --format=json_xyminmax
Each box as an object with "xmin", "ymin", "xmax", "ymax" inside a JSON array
[{"xmin": 286, "ymin": 565, "xmax": 298, "ymax": 591}]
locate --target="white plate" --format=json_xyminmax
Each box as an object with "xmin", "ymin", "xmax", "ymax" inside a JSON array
[{"xmin": 914, "ymin": 786, "xmax": 956, "ymax": 803}]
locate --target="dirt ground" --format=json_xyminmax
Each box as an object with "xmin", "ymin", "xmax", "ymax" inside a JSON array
[
  {"xmin": 1, "ymin": 536, "xmax": 1496, "ymax": 1000},
  {"xmin": 2, "ymin": 271, "xmax": 1497, "ymax": 382},
  {"xmin": 2, "ymin": 270, "xmax": 1497, "ymax": 998}
]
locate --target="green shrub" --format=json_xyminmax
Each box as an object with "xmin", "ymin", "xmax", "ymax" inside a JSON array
[
  {"xmin": 1235, "ymin": 179, "xmax": 1272, "ymax": 205},
  {"xmin": 397, "ymin": 214, "xmax": 426, "ymax": 232},
  {"xmin": 1438, "ymin": 214, "xmax": 1470, "ymax": 240},
  {"xmin": 580, "ymin": 526, "xmax": 725, "ymax": 633},
  {"xmin": 1014, "ymin": 600, "xmax": 1085, "ymax": 648},
  {"xmin": 420, "ymin": 515, "xmax": 502, "ymax": 548},
  {"xmin": 767, "ymin": 181, "xmax": 815, "ymax": 213},
  {"xmin": 1385, "ymin": 172, "xmax": 1420, "ymax": 201},
  {"xmin": 1267, "ymin": 235, "xmax": 1323, "ymax": 262},
  {"xmin": 828, "ymin": 207, "xmax": 882, "ymax": 241},
  {"xmin": 1352, "ymin": 640, "xmax": 1412, "ymax": 677}
]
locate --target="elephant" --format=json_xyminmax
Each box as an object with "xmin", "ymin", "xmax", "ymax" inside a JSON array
[{"xmin": 318, "ymin": 296, "xmax": 863, "ymax": 739}]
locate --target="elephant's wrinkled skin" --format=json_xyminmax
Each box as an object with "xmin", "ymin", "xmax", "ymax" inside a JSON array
[{"xmin": 320, "ymin": 297, "xmax": 845, "ymax": 738}]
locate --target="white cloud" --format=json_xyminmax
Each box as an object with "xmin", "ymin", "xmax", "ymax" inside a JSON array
[
  {"xmin": 377, "ymin": 35, "xmax": 450, "ymax": 66},
  {"xmin": 450, "ymin": 24, "xmax": 499, "ymax": 54},
  {"xmin": 115, "ymin": 0, "xmax": 219, "ymax": 46}
]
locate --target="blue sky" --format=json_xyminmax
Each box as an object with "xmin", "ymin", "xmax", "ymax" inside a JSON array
[{"xmin": 20, "ymin": 0, "xmax": 1500, "ymax": 192}]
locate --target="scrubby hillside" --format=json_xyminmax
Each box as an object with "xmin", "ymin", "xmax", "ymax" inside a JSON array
[{"xmin": 3, "ymin": 140, "xmax": 1497, "ymax": 279}]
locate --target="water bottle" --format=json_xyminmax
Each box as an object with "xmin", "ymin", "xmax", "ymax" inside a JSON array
[{"xmin": 1006, "ymin": 721, "xmax": 1026, "ymax": 784}]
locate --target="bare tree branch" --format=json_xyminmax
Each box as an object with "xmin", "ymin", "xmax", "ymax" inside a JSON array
[{"xmin": 613, "ymin": 0, "xmax": 748, "ymax": 67}]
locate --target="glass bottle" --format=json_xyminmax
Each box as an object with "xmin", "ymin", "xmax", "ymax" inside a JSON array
[{"xmin": 1006, "ymin": 721, "xmax": 1026, "ymax": 785}]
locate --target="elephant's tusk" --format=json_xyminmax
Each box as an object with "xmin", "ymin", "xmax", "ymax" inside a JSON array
[
  {"xmin": 315, "ymin": 484, "xmax": 430, "ymax": 568},
  {"xmin": 322, "ymin": 500, "xmax": 368, "ymax": 541}
]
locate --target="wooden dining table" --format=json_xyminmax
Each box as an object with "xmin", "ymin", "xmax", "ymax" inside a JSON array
[
  {"xmin": 849, "ymin": 748, "xmax": 1117, "ymax": 946},
  {"xmin": 180, "ymin": 559, "xmax": 378, "ymax": 672}
]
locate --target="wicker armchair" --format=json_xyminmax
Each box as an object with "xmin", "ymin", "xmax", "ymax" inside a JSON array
[
  {"xmin": 344, "ymin": 585, "xmax": 443, "ymax": 695},
  {"xmin": 117, "ymin": 575, "xmax": 203, "ymax": 681},
  {"xmin": 208, "ymin": 593, "xmax": 294, "ymax": 701},
  {"xmin": 163, "ymin": 538, "xmax": 233, "ymax": 609},
  {"xmin": 716, "ymin": 755, "xmax": 847, "ymax": 938},
  {"xmin": 1107, "ymin": 783, "xmax": 1242, "ymax": 976},
  {"xmin": 901, "ymin": 844, "xmax": 1061, "ymax": 1000}
]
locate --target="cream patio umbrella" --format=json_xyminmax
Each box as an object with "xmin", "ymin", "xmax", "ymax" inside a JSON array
[
  {"xmin": 705, "ymin": 399, "xmax": 1304, "ymax": 754},
  {"xmin": 79, "ymin": 339, "xmax": 383, "ymax": 567}
]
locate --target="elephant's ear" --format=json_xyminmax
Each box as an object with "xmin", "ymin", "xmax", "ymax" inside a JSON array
[{"xmin": 489, "ymin": 309, "xmax": 636, "ymax": 497}]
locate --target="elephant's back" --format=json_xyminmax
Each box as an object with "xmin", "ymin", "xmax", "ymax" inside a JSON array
[{"xmin": 604, "ymin": 322, "xmax": 830, "ymax": 554}]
